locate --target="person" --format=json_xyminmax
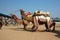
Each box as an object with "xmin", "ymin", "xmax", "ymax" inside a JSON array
[
  {"xmin": 5, "ymin": 18, "xmax": 8, "ymax": 26},
  {"xmin": 10, "ymin": 14, "xmax": 19, "ymax": 24},
  {"xmin": 25, "ymin": 12, "xmax": 33, "ymax": 17},
  {"xmin": 0, "ymin": 16, "xmax": 3, "ymax": 29}
]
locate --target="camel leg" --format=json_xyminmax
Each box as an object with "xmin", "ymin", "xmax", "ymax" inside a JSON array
[
  {"xmin": 45, "ymin": 21, "xmax": 49, "ymax": 31},
  {"xmin": 32, "ymin": 17, "xmax": 39, "ymax": 32},
  {"xmin": 49, "ymin": 22, "xmax": 56, "ymax": 31},
  {"xmin": 23, "ymin": 21, "xmax": 27, "ymax": 30},
  {"xmin": 23, "ymin": 19, "xmax": 29, "ymax": 30},
  {"xmin": 44, "ymin": 20, "xmax": 52, "ymax": 31},
  {"xmin": 52, "ymin": 22, "xmax": 55, "ymax": 31},
  {"xmin": 23, "ymin": 23, "xmax": 27, "ymax": 30},
  {"xmin": 46, "ymin": 19, "xmax": 54, "ymax": 31}
]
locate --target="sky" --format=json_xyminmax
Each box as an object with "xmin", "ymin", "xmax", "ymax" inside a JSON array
[{"xmin": 0, "ymin": 0, "xmax": 60, "ymax": 19}]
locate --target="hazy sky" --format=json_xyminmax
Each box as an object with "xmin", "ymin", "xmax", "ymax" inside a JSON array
[{"xmin": 0, "ymin": 0, "xmax": 60, "ymax": 19}]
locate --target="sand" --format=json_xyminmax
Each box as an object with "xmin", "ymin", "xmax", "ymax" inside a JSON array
[{"xmin": 0, "ymin": 22, "xmax": 60, "ymax": 40}]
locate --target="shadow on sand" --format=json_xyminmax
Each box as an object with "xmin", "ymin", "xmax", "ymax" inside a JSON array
[
  {"xmin": 51, "ymin": 30, "xmax": 60, "ymax": 38},
  {"xmin": 8, "ymin": 27, "xmax": 60, "ymax": 38},
  {"xmin": 8, "ymin": 28, "xmax": 25, "ymax": 31},
  {"xmin": 8, "ymin": 28, "xmax": 46, "ymax": 32}
]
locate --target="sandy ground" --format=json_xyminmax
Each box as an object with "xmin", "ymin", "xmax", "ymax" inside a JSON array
[{"xmin": 0, "ymin": 22, "xmax": 60, "ymax": 40}]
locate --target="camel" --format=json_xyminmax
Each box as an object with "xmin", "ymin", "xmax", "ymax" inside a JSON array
[{"xmin": 20, "ymin": 9, "xmax": 56, "ymax": 32}]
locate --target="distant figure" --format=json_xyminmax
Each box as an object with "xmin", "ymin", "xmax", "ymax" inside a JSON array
[
  {"xmin": 10, "ymin": 13, "xmax": 23, "ymax": 25},
  {"xmin": 25, "ymin": 12, "xmax": 32, "ymax": 17},
  {"xmin": 0, "ymin": 16, "xmax": 3, "ymax": 29},
  {"xmin": 10, "ymin": 14, "xmax": 18, "ymax": 23},
  {"xmin": 2, "ymin": 17, "xmax": 9, "ymax": 26}
]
